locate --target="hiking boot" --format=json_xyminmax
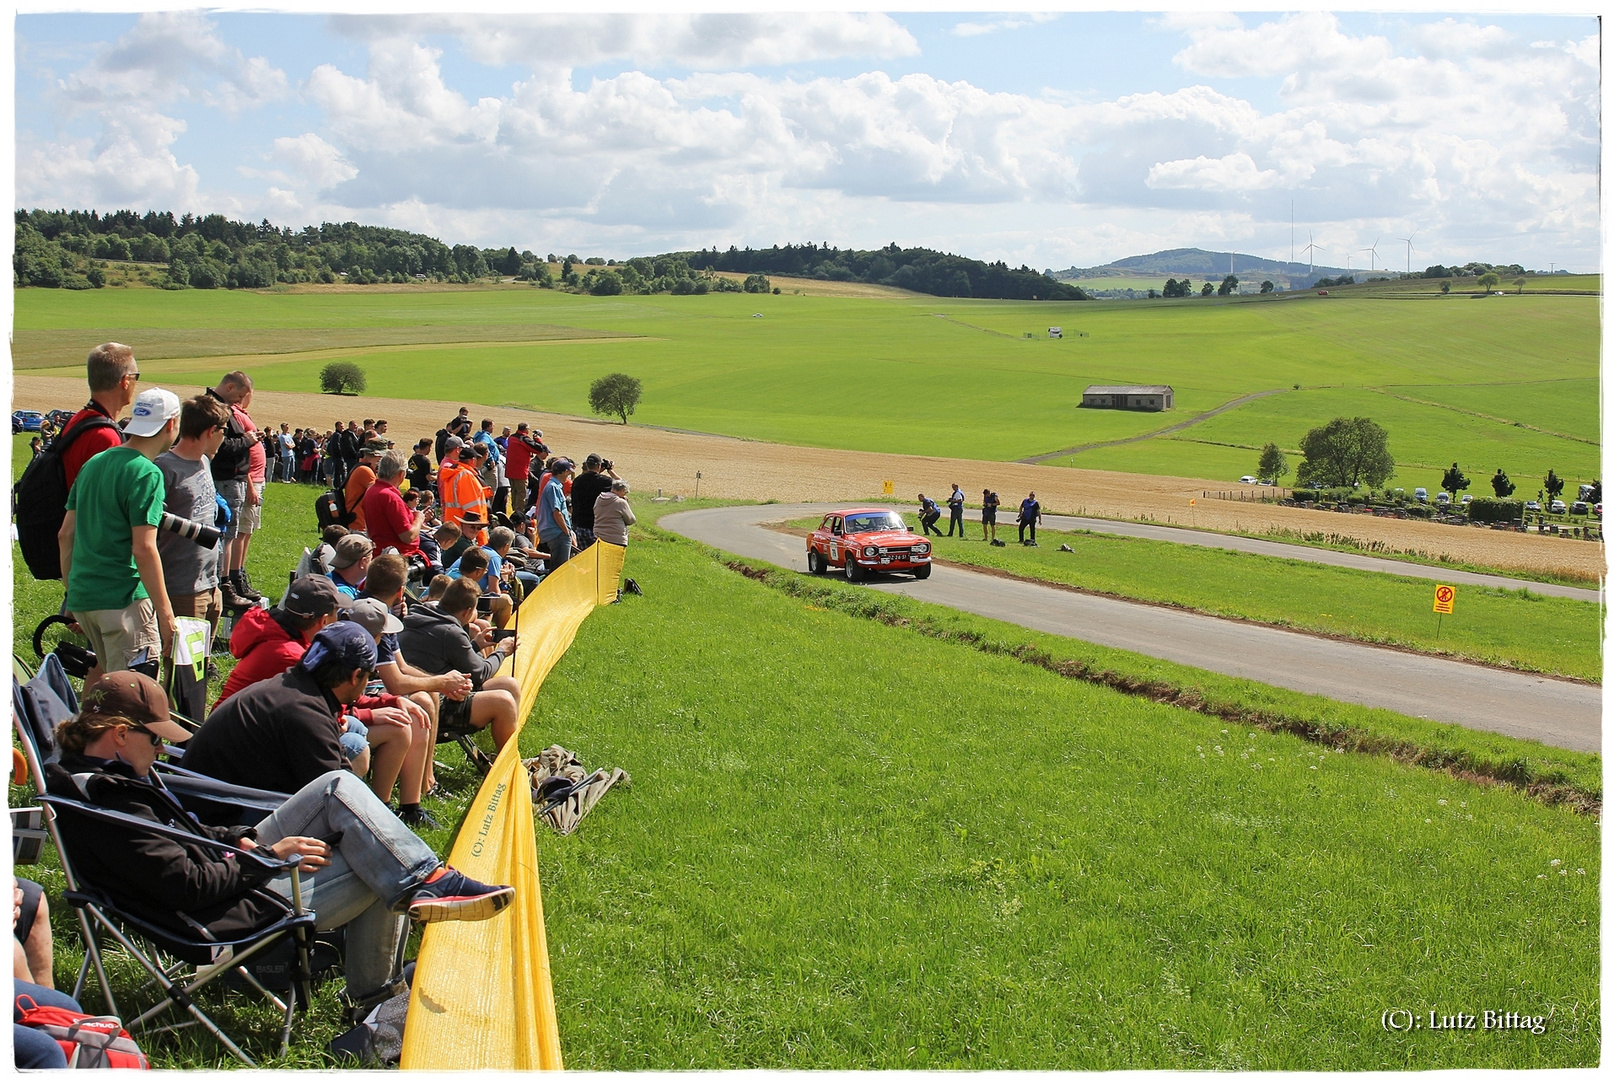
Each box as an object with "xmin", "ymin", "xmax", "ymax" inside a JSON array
[
  {"xmin": 397, "ymin": 805, "xmax": 440, "ymax": 830},
  {"xmin": 233, "ymin": 569, "xmax": 265, "ymax": 602},
  {"xmin": 404, "ymin": 869, "xmax": 514, "ymax": 923},
  {"xmin": 219, "ymin": 577, "xmax": 254, "ymax": 611}
]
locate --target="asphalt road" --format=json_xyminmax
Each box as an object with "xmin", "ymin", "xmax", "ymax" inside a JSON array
[{"xmin": 663, "ymin": 503, "xmax": 1603, "ymax": 753}]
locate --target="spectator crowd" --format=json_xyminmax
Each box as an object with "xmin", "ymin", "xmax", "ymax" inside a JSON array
[{"xmin": 16, "ymin": 342, "xmax": 638, "ymax": 1063}]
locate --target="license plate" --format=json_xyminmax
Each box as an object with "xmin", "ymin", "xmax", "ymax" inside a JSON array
[{"xmin": 880, "ymin": 557, "xmax": 891, "ymax": 564}]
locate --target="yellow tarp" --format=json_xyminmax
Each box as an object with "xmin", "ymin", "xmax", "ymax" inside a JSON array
[{"xmin": 400, "ymin": 541, "xmax": 626, "ymax": 1071}]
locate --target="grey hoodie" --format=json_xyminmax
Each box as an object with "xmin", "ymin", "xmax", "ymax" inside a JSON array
[{"xmin": 397, "ymin": 603, "xmax": 502, "ymax": 688}]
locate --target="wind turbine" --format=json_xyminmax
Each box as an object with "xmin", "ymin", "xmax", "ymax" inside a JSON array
[
  {"xmin": 1301, "ymin": 231, "xmax": 1321, "ymax": 276},
  {"xmin": 1397, "ymin": 231, "xmax": 1417, "ymax": 275},
  {"xmin": 1363, "ymin": 237, "xmax": 1380, "ymax": 274}
]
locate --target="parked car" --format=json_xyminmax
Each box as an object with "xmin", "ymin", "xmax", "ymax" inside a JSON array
[
  {"xmin": 1595, "ymin": 503, "xmax": 1602, "ymax": 517},
  {"xmin": 1434, "ymin": 492, "xmax": 1451, "ymax": 506},
  {"xmin": 1257, "ymin": 479, "xmax": 1273, "ymax": 486},
  {"xmin": 806, "ymin": 507, "xmax": 932, "ymax": 581},
  {"xmin": 1569, "ymin": 501, "xmax": 1588, "ymax": 516},
  {"xmin": 11, "ymin": 410, "xmax": 44, "ymax": 433},
  {"xmin": 1459, "ymin": 494, "xmax": 1473, "ymax": 505},
  {"xmin": 44, "ymin": 408, "xmax": 75, "ymax": 429},
  {"xmin": 1550, "ymin": 499, "xmax": 1567, "ymax": 514},
  {"xmin": 1238, "ymin": 475, "xmax": 1256, "ymax": 484},
  {"xmin": 1413, "ymin": 487, "xmax": 1428, "ymax": 503},
  {"xmin": 1525, "ymin": 500, "xmax": 1541, "ymax": 512}
]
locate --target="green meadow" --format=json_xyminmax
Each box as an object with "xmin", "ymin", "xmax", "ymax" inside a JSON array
[
  {"xmin": 784, "ymin": 514, "xmax": 1601, "ymax": 681},
  {"xmin": 13, "ymin": 282, "xmax": 1598, "ymax": 487}
]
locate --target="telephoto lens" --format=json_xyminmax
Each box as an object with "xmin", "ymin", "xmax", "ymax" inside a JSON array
[{"xmin": 159, "ymin": 511, "xmax": 223, "ymax": 549}]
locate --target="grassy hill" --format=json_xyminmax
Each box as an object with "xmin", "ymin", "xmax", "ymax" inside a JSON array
[{"xmin": 13, "ymin": 281, "xmax": 1599, "ymax": 493}]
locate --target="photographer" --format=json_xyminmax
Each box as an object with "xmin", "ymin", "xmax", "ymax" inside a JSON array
[
  {"xmin": 156, "ymin": 395, "xmax": 231, "ymax": 647},
  {"xmin": 569, "ymin": 454, "xmax": 618, "ymax": 551},
  {"xmin": 503, "ymin": 423, "xmax": 541, "ymax": 517}
]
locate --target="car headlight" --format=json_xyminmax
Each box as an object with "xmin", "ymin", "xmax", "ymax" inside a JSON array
[
  {"xmin": 913, "ymin": 543, "xmax": 929, "ymax": 554},
  {"xmin": 863, "ymin": 546, "xmax": 877, "ymax": 557}
]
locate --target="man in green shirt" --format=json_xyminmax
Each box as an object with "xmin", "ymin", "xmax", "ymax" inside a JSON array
[{"xmin": 58, "ymin": 387, "xmax": 181, "ymax": 675}]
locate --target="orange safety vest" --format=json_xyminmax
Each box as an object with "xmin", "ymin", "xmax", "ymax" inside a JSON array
[{"xmin": 442, "ymin": 463, "xmax": 490, "ymax": 545}]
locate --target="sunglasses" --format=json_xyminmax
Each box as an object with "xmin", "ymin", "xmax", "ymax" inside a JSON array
[
  {"xmin": 128, "ymin": 726, "xmax": 163, "ymax": 747},
  {"xmin": 126, "ymin": 370, "xmax": 141, "ymax": 382}
]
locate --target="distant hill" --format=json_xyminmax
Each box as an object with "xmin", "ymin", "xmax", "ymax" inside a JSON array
[{"xmin": 1052, "ymin": 247, "xmax": 1353, "ymax": 292}]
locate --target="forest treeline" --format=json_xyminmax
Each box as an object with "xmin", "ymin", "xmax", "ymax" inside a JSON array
[{"xmin": 13, "ymin": 208, "xmax": 1087, "ymax": 301}]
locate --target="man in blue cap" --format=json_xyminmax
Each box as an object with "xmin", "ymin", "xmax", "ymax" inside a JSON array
[{"xmin": 182, "ymin": 621, "xmax": 383, "ymax": 798}]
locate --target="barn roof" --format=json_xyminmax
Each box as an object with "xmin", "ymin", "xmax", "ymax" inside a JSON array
[{"xmin": 1083, "ymin": 385, "xmax": 1173, "ymax": 395}]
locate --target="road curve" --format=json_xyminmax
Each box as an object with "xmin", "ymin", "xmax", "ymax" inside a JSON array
[{"xmin": 663, "ymin": 503, "xmax": 1602, "ymax": 753}]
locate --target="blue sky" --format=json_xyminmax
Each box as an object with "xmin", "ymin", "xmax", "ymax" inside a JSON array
[{"xmin": 13, "ymin": 10, "xmax": 1601, "ymax": 272}]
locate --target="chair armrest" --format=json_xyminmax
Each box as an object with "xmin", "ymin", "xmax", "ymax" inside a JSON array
[{"xmin": 37, "ymin": 795, "xmax": 302, "ymax": 874}]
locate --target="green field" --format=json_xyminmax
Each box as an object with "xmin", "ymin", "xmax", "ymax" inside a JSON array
[
  {"xmin": 13, "ymin": 282, "xmax": 1598, "ymax": 487},
  {"xmin": 784, "ymin": 515, "xmax": 1601, "ymax": 681}
]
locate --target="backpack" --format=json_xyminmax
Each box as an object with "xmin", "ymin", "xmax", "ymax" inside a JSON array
[
  {"xmin": 12, "ymin": 414, "xmax": 120, "ymax": 580},
  {"xmin": 315, "ymin": 489, "xmax": 353, "ymax": 531},
  {"xmin": 14, "ymin": 994, "xmax": 150, "ymax": 1068},
  {"xmin": 433, "ymin": 427, "xmax": 449, "ymax": 462}
]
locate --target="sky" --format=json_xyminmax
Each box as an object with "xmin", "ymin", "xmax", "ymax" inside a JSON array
[{"xmin": 11, "ymin": 6, "xmax": 1603, "ymax": 273}]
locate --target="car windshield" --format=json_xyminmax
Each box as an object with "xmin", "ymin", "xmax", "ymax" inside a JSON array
[{"xmin": 843, "ymin": 512, "xmax": 906, "ymax": 533}]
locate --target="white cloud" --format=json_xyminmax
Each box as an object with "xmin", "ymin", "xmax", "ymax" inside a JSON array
[
  {"xmin": 951, "ymin": 14, "xmax": 1059, "ymax": 39},
  {"xmin": 54, "ymin": 11, "xmax": 287, "ymax": 114},
  {"xmin": 1147, "ymin": 152, "xmax": 1283, "ymax": 192},
  {"xmin": 16, "ymin": 107, "xmax": 200, "ymax": 211},
  {"xmin": 327, "ymin": 12, "xmax": 918, "ymax": 70}
]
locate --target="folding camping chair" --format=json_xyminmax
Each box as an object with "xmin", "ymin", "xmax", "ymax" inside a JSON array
[{"xmin": 37, "ymin": 794, "xmax": 317, "ymax": 1065}]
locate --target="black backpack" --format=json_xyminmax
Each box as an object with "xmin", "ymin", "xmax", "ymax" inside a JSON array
[
  {"xmin": 433, "ymin": 428, "xmax": 449, "ymax": 463},
  {"xmin": 314, "ymin": 488, "xmax": 355, "ymax": 531},
  {"xmin": 12, "ymin": 415, "xmax": 120, "ymax": 580}
]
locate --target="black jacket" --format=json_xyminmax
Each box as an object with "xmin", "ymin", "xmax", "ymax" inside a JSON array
[
  {"xmin": 207, "ymin": 388, "xmax": 252, "ymax": 483},
  {"xmin": 44, "ymin": 754, "xmax": 280, "ymax": 940},
  {"xmin": 182, "ymin": 666, "xmax": 346, "ymax": 798},
  {"xmin": 398, "ymin": 603, "xmax": 502, "ymax": 688},
  {"xmin": 569, "ymin": 470, "xmax": 612, "ymax": 530}
]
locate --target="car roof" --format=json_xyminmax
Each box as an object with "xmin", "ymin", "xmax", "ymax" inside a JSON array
[{"xmin": 833, "ymin": 507, "xmax": 903, "ymax": 517}]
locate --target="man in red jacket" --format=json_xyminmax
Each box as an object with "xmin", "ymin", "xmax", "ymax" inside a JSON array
[{"xmin": 213, "ymin": 576, "xmax": 350, "ymax": 708}]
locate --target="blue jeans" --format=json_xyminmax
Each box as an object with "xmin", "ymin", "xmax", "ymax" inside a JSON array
[
  {"xmin": 251, "ymin": 772, "xmax": 439, "ymax": 999},
  {"xmin": 514, "ymin": 569, "xmax": 543, "ymax": 596},
  {"xmin": 541, "ymin": 531, "xmax": 572, "ymax": 569},
  {"xmin": 15, "ymin": 979, "xmax": 82, "ymax": 1068}
]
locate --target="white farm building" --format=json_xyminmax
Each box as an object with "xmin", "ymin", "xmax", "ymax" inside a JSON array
[{"xmin": 1080, "ymin": 385, "xmax": 1174, "ymax": 412}]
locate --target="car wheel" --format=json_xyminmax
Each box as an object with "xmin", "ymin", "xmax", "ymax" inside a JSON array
[
  {"xmin": 912, "ymin": 564, "xmax": 931, "ymax": 580},
  {"xmin": 844, "ymin": 555, "xmax": 863, "ymax": 582},
  {"xmin": 806, "ymin": 549, "xmax": 823, "ymax": 574}
]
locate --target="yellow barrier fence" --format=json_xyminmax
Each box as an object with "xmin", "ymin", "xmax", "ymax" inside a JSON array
[{"xmin": 401, "ymin": 541, "xmax": 626, "ymax": 1070}]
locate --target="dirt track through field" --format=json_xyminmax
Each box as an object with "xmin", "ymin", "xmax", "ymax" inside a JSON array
[{"xmin": 11, "ymin": 374, "xmax": 1605, "ymax": 583}]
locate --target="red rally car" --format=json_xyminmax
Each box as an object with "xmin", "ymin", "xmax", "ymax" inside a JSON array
[{"xmin": 806, "ymin": 507, "xmax": 932, "ymax": 581}]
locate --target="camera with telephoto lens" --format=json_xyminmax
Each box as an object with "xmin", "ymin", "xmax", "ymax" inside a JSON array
[{"xmin": 159, "ymin": 512, "xmax": 223, "ymax": 549}]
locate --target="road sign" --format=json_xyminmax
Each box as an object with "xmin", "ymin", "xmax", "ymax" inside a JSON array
[
  {"xmin": 1433, "ymin": 585, "xmax": 1456, "ymax": 614},
  {"xmin": 882, "ymin": 480, "xmax": 893, "ymax": 495}
]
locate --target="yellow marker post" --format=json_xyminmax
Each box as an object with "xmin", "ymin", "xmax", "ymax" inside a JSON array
[
  {"xmin": 1432, "ymin": 584, "xmax": 1456, "ymax": 638},
  {"xmin": 882, "ymin": 480, "xmax": 894, "ymax": 496}
]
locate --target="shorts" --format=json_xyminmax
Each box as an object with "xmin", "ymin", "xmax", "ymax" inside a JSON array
[
  {"xmin": 217, "ymin": 479, "xmax": 248, "ymax": 538},
  {"xmin": 15, "ymin": 876, "xmax": 44, "ymax": 942},
  {"xmin": 981, "ymin": 510, "xmax": 996, "ymax": 524},
  {"xmin": 240, "ymin": 481, "xmax": 266, "ymax": 535},
  {"xmin": 437, "ymin": 692, "xmax": 481, "ymax": 737},
  {"xmin": 340, "ymin": 716, "xmax": 370, "ymax": 761},
  {"xmin": 74, "ymin": 599, "xmax": 160, "ymax": 674}
]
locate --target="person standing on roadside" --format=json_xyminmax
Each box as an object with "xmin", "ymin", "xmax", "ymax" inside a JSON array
[
  {"xmin": 58, "ymin": 388, "xmax": 182, "ymax": 676},
  {"xmin": 61, "ymin": 343, "xmax": 141, "ymax": 490},
  {"xmin": 981, "ymin": 489, "xmax": 1000, "ymax": 544},
  {"xmin": 569, "ymin": 454, "xmax": 617, "ymax": 551},
  {"xmin": 275, "ymin": 422, "xmax": 296, "ymax": 482},
  {"xmin": 592, "ymin": 479, "xmax": 635, "ymax": 548},
  {"xmin": 503, "ymin": 424, "xmax": 539, "ymax": 518},
  {"xmin": 155, "ymin": 395, "xmax": 230, "ymax": 649},
  {"xmin": 539, "ymin": 459, "xmax": 578, "ymax": 568},
  {"xmin": 917, "ymin": 493, "xmax": 942, "ymax": 536},
  {"xmin": 946, "ymin": 483, "xmax": 966, "ymax": 537},
  {"xmin": 1017, "ymin": 492, "xmax": 1041, "ymax": 546},
  {"xmin": 208, "ymin": 371, "xmax": 263, "ymax": 605}
]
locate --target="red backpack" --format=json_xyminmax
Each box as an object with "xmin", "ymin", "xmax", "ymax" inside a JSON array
[{"xmin": 14, "ymin": 995, "xmax": 150, "ymax": 1069}]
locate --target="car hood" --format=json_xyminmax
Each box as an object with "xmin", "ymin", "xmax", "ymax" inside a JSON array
[{"xmin": 843, "ymin": 529, "xmax": 923, "ymax": 546}]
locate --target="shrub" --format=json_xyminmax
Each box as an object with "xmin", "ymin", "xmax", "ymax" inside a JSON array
[
  {"xmin": 1468, "ymin": 497, "xmax": 1523, "ymax": 524},
  {"xmin": 743, "ymin": 273, "xmax": 771, "ymax": 293},
  {"xmin": 320, "ymin": 361, "xmax": 367, "ymax": 395}
]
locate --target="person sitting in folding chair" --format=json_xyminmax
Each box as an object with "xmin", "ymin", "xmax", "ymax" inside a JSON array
[{"xmin": 45, "ymin": 671, "xmax": 515, "ymax": 1015}]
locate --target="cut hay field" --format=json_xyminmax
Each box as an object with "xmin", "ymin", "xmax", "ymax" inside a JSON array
[{"xmin": 12, "ymin": 283, "xmax": 1598, "ymax": 490}]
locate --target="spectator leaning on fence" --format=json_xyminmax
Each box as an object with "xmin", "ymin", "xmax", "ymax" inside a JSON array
[
  {"xmin": 155, "ymin": 394, "xmax": 230, "ymax": 650},
  {"xmin": 59, "ymin": 388, "xmax": 182, "ymax": 678},
  {"xmin": 593, "ymin": 479, "xmax": 635, "ymax": 547}
]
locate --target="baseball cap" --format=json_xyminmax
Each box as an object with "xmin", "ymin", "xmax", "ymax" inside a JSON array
[
  {"xmin": 79, "ymin": 671, "xmax": 192, "ymax": 744},
  {"xmin": 583, "ymin": 453, "xmax": 602, "ymax": 468},
  {"xmin": 124, "ymin": 388, "xmax": 182, "ymax": 438},
  {"xmin": 331, "ymin": 534, "xmax": 375, "ymax": 570},
  {"xmin": 299, "ymin": 621, "xmax": 378, "ymax": 674},
  {"xmin": 361, "ymin": 439, "xmax": 389, "ymax": 456},
  {"xmin": 345, "ymin": 596, "xmax": 404, "ymax": 636},
  {"xmin": 443, "ymin": 435, "xmax": 464, "ymax": 453},
  {"xmin": 551, "ymin": 458, "xmax": 575, "ymax": 475},
  {"xmin": 282, "ymin": 574, "xmax": 353, "ymax": 617}
]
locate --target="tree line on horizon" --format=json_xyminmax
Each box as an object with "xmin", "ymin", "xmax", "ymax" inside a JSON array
[{"xmin": 12, "ymin": 207, "xmax": 1088, "ymax": 301}]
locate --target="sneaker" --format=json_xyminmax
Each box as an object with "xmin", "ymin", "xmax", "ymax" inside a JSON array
[
  {"xmin": 398, "ymin": 805, "xmax": 440, "ymax": 830},
  {"xmin": 405, "ymin": 869, "xmax": 514, "ymax": 923}
]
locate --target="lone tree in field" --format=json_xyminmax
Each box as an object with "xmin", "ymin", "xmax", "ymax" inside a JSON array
[
  {"xmin": 589, "ymin": 373, "xmax": 642, "ymax": 424},
  {"xmin": 1440, "ymin": 462, "xmax": 1470, "ymax": 498},
  {"xmin": 1513, "ymin": 276, "xmax": 1527, "ymax": 293},
  {"xmin": 320, "ymin": 361, "xmax": 366, "ymax": 395},
  {"xmin": 1544, "ymin": 469, "xmax": 1565, "ymax": 503},
  {"xmin": 1477, "ymin": 272, "xmax": 1500, "ymax": 292},
  {"xmin": 1294, "ymin": 416, "xmax": 1394, "ymax": 489},
  {"xmin": 1490, "ymin": 468, "xmax": 1515, "ymax": 498},
  {"xmin": 1257, "ymin": 442, "xmax": 1289, "ymax": 484},
  {"xmin": 1218, "ymin": 274, "xmax": 1239, "ymax": 296}
]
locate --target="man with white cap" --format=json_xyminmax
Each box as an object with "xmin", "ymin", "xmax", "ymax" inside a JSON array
[{"xmin": 58, "ymin": 386, "xmax": 182, "ymax": 676}]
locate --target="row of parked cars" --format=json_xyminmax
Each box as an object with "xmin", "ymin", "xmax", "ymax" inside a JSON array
[{"xmin": 11, "ymin": 408, "xmax": 75, "ymax": 434}]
